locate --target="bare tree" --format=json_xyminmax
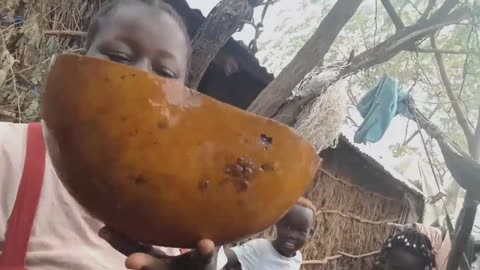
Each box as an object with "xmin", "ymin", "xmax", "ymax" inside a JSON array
[{"xmin": 267, "ymin": 0, "xmax": 469, "ymax": 126}]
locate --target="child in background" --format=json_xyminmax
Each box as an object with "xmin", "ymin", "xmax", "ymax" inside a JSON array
[
  {"xmin": 374, "ymin": 228, "xmax": 435, "ymax": 270},
  {"xmin": 400, "ymin": 222, "xmax": 475, "ymax": 270},
  {"xmin": 223, "ymin": 197, "xmax": 316, "ymax": 270},
  {"xmin": 414, "ymin": 223, "xmax": 450, "ymax": 270},
  {"xmin": 0, "ymin": 1, "xmax": 219, "ymax": 269}
]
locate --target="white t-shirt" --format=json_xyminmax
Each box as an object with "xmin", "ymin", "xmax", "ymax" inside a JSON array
[
  {"xmin": 0, "ymin": 122, "xmax": 181, "ymax": 269},
  {"xmin": 232, "ymin": 238, "xmax": 302, "ymax": 270}
]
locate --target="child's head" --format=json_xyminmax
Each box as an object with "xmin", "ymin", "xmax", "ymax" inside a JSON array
[
  {"xmin": 374, "ymin": 229, "xmax": 435, "ymax": 270},
  {"xmin": 85, "ymin": 0, "xmax": 191, "ymax": 82},
  {"xmin": 273, "ymin": 197, "xmax": 316, "ymax": 257}
]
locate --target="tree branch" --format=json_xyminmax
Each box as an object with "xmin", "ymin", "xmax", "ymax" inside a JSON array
[
  {"xmin": 187, "ymin": 0, "xmax": 253, "ymax": 89},
  {"xmin": 403, "ymin": 104, "xmax": 441, "ymax": 146},
  {"xmin": 430, "ymin": 35, "xmax": 474, "ymax": 142},
  {"xmin": 270, "ymin": 7, "xmax": 469, "ymax": 126},
  {"xmin": 419, "ymin": 0, "xmax": 436, "ymax": 21},
  {"xmin": 406, "ymin": 102, "xmax": 470, "ymax": 159},
  {"xmin": 247, "ymin": 0, "xmax": 365, "ymax": 117},
  {"xmin": 317, "ymin": 210, "xmax": 398, "ymax": 225},
  {"xmin": 381, "ymin": 0, "xmax": 405, "ymax": 30},
  {"xmin": 472, "ymin": 108, "xmax": 480, "ymax": 160},
  {"xmin": 407, "ymin": 47, "xmax": 480, "ymax": 55},
  {"xmin": 404, "ymin": 130, "xmax": 420, "ymax": 145},
  {"xmin": 302, "ymin": 250, "xmax": 380, "ymax": 265},
  {"xmin": 43, "ymin": 30, "xmax": 87, "ymax": 37},
  {"xmin": 429, "ymin": 0, "xmax": 461, "ymax": 21},
  {"xmin": 344, "ymin": 7, "xmax": 467, "ymax": 76}
]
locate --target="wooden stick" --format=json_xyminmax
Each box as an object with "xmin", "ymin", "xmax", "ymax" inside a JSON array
[
  {"xmin": 339, "ymin": 250, "xmax": 381, "ymax": 258},
  {"xmin": 302, "ymin": 255, "xmax": 342, "ymax": 265},
  {"xmin": 317, "ymin": 210, "xmax": 398, "ymax": 225},
  {"xmin": 317, "ymin": 167, "xmax": 398, "ymax": 202},
  {"xmin": 446, "ymin": 197, "xmax": 477, "ymax": 270},
  {"xmin": 302, "ymin": 250, "xmax": 380, "ymax": 265},
  {"xmin": 43, "ymin": 30, "xmax": 86, "ymax": 37}
]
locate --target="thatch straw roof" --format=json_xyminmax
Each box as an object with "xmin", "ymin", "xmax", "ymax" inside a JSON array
[{"xmin": 338, "ymin": 134, "xmax": 424, "ymax": 199}]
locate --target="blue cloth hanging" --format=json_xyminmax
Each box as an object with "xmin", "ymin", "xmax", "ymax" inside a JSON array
[{"xmin": 354, "ymin": 75, "xmax": 411, "ymax": 144}]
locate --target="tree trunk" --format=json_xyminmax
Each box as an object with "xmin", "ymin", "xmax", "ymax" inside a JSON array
[
  {"xmin": 446, "ymin": 199, "xmax": 477, "ymax": 270},
  {"xmin": 187, "ymin": 0, "xmax": 253, "ymax": 89},
  {"xmin": 247, "ymin": 0, "xmax": 365, "ymax": 118}
]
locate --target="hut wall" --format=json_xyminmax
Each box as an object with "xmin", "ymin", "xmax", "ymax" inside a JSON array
[
  {"xmin": 301, "ymin": 149, "xmax": 406, "ymax": 270},
  {"xmin": 237, "ymin": 146, "xmax": 418, "ymax": 270},
  {"xmin": 301, "ymin": 144, "xmax": 423, "ymax": 270}
]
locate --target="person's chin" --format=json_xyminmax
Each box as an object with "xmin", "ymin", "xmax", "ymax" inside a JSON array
[{"xmin": 278, "ymin": 247, "xmax": 296, "ymax": 257}]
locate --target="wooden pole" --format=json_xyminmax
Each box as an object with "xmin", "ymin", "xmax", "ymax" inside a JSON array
[{"xmin": 446, "ymin": 197, "xmax": 478, "ymax": 270}]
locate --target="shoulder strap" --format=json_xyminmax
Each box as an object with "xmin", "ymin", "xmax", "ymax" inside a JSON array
[{"xmin": 0, "ymin": 123, "xmax": 46, "ymax": 269}]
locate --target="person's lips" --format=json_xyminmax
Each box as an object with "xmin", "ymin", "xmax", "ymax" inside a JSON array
[{"xmin": 284, "ymin": 240, "xmax": 295, "ymax": 250}]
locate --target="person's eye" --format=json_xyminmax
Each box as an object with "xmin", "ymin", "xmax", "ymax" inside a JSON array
[
  {"xmin": 107, "ymin": 52, "xmax": 131, "ymax": 64},
  {"xmin": 155, "ymin": 67, "xmax": 177, "ymax": 79}
]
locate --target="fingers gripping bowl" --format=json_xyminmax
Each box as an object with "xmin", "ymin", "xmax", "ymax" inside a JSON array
[{"xmin": 42, "ymin": 54, "xmax": 321, "ymax": 248}]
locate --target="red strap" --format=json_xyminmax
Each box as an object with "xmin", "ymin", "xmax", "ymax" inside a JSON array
[
  {"xmin": 0, "ymin": 123, "xmax": 46, "ymax": 270},
  {"xmin": 179, "ymin": 248, "xmax": 190, "ymax": 254}
]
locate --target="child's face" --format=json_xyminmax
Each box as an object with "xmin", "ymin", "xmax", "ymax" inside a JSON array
[
  {"xmin": 86, "ymin": 3, "xmax": 189, "ymax": 82},
  {"xmin": 274, "ymin": 205, "xmax": 314, "ymax": 257},
  {"xmin": 380, "ymin": 248, "xmax": 425, "ymax": 270}
]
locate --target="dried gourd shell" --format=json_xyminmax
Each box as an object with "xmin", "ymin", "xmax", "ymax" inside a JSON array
[{"xmin": 42, "ymin": 54, "xmax": 320, "ymax": 248}]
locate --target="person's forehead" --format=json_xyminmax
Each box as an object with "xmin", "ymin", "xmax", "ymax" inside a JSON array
[
  {"xmin": 99, "ymin": 4, "xmax": 188, "ymax": 52},
  {"xmin": 110, "ymin": 3, "xmax": 171, "ymax": 23},
  {"xmin": 290, "ymin": 205, "xmax": 313, "ymax": 218},
  {"xmin": 280, "ymin": 206, "xmax": 313, "ymax": 226}
]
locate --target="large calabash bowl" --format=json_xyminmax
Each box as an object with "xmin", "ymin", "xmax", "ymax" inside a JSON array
[{"xmin": 42, "ymin": 54, "xmax": 320, "ymax": 248}]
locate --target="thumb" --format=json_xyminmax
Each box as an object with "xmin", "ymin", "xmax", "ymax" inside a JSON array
[
  {"xmin": 170, "ymin": 239, "xmax": 216, "ymax": 269},
  {"xmin": 196, "ymin": 239, "xmax": 215, "ymax": 258},
  {"xmin": 126, "ymin": 253, "xmax": 162, "ymax": 270}
]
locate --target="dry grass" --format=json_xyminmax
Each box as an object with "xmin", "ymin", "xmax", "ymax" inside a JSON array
[{"xmin": 0, "ymin": 0, "xmax": 103, "ymax": 122}]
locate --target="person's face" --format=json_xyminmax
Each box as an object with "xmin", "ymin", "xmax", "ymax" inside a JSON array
[
  {"xmin": 381, "ymin": 248, "xmax": 425, "ymax": 270},
  {"xmin": 86, "ymin": 4, "xmax": 189, "ymax": 82},
  {"xmin": 274, "ymin": 205, "xmax": 314, "ymax": 257}
]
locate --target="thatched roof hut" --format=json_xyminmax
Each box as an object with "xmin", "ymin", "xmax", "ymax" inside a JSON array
[
  {"xmin": 301, "ymin": 135, "xmax": 424, "ymax": 270},
  {"xmin": 232, "ymin": 133, "xmax": 424, "ymax": 270},
  {"xmin": 2, "ymin": 1, "xmax": 424, "ymax": 269}
]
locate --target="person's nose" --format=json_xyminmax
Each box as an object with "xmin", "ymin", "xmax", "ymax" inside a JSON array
[{"xmin": 133, "ymin": 58, "xmax": 151, "ymax": 73}]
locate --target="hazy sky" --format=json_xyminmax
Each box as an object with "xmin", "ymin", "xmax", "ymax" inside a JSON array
[{"xmin": 186, "ymin": 1, "xmax": 305, "ymax": 44}]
